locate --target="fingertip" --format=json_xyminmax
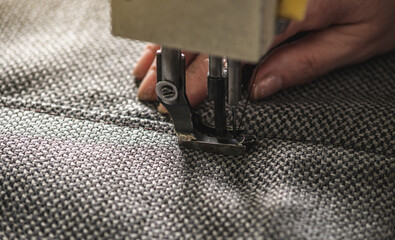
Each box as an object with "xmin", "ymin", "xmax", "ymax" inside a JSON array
[
  {"xmin": 133, "ymin": 45, "xmax": 160, "ymax": 80},
  {"xmin": 251, "ymin": 74, "xmax": 284, "ymax": 100},
  {"xmin": 157, "ymin": 104, "xmax": 169, "ymax": 114},
  {"xmin": 137, "ymin": 70, "xmax": 157, "ymax": 101}
]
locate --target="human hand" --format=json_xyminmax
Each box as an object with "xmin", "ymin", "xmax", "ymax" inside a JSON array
[{"xmin": 133, "ymin": 0, "xmax": 395, "ymax": 112}]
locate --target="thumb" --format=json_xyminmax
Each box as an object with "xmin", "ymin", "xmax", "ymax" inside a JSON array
[{"xmin": 251, "ymin": 25, "xmax": 370, "ymax": 100}]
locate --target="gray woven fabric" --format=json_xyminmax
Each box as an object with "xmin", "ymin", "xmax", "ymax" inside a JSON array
[{"xmin": 0, "ymin": 0, "xmax": 394, "ymax": 239}]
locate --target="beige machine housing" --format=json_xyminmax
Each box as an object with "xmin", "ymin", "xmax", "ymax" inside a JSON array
[{"xmin": 111, "ymin": 0, "xmax": 278, "ymax": 62}]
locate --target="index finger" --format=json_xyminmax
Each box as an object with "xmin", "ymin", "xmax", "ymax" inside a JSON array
[{"xmin": 133, "ymin": 44, "xmax": 160, "ymax": 80}]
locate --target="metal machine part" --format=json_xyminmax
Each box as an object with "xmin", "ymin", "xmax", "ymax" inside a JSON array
[
  {"xmin": 112, "ymin": 0, "xmax": 277, "ymax": 62},
  {"xmin": 227, "ymin": 60, "xmax": 242, "ymax": 134},
  {"xmin": 208, "ymin": 56, "xmax": 222, "ymax": 79},
  {"xmin": 155, "ymin": 47, "xmax": 195, "ymax": 134},
  {"xmin": 227, "ymin": 60, "xmax": 242, "ymax": 106},
  {"xmin": 208, "ymin": 56, "xmax": 226, "ymax": 138},
  {"xmin": 112, "ymin": 0, "xmax": 308, "ymax": 62},
  {"xmin": 111, "ymin": 0, "xmax": 309, "ymax": 155},
  {"xmin": 156, "ymin": 47, "xmax": 253, "ymax": 155}
]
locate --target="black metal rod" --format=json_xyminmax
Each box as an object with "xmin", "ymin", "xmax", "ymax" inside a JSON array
[
  {"xmin": 209, "ymin": 56, "xmax": 222, "ymax": 78},
  {"xmin": 210, "ymin": 76, "xmax": 226, "ymax": 138},
  {"xmin": 208, "ymin": 56, "xmax": 222, "ymax": 101}
]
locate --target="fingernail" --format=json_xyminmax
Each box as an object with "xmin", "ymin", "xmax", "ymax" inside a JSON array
[
  {"xmin": 157, "ymin": 104, "xmax": 169, "ymax": 114},
  {"xmin": 252, "ymin": 74, "xmax": 283, "ymax": 100},
  {"xmin": 137, "ymin": 71, "xmax": 156, "ymax": 101}
]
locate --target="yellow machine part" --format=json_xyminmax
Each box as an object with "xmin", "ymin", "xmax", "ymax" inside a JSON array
[{"xmin": 278, "ymin": 0, "xmax": 309, "ymax": 21}]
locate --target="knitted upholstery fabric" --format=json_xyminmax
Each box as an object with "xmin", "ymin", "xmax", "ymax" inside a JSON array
[{"xmin": 0, "ymin": 1, "xmax": 394, "ymax": 239}]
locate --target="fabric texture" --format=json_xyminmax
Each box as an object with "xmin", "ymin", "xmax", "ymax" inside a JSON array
[{"xmin": 0, "ymin": 1, "xmax": 394, "ymax": 239}]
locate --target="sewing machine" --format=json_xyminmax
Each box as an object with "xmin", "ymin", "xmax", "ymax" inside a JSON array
[{"xmin": 111, "ymin": 0, "xmax": 307, "ymax": 155}]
